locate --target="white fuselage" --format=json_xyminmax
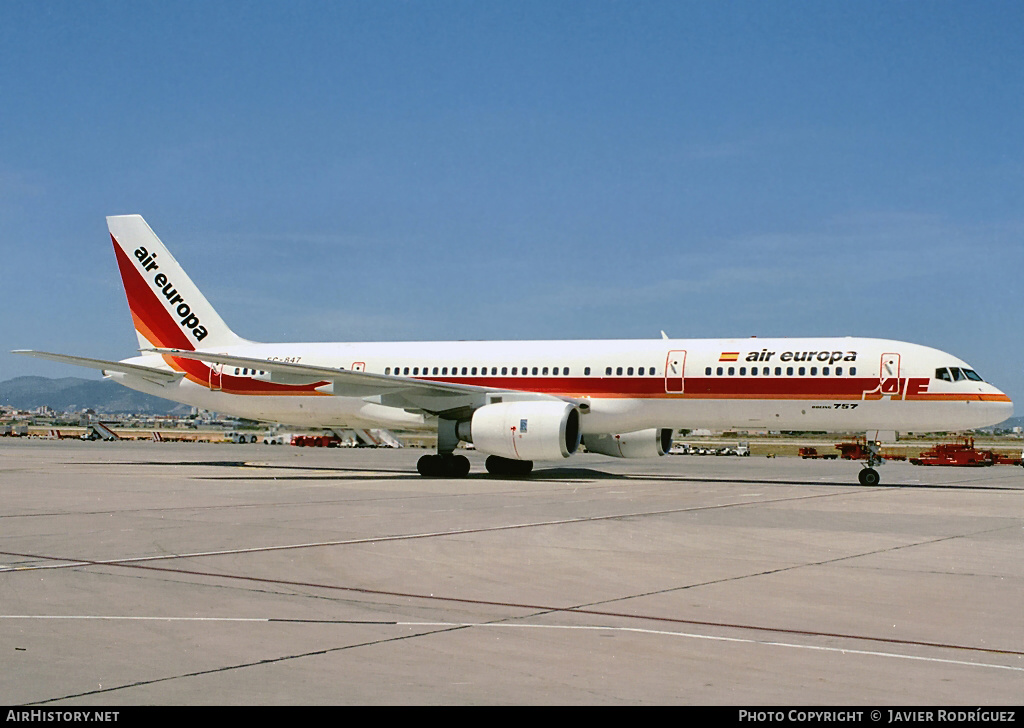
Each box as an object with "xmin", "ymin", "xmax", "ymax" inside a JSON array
[{"xmin": 110, "ymin": 336, "xmax": 1013, "ymax": 435}]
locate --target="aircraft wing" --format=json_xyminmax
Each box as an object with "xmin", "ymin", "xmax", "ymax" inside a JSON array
[
  {"xmin": 146, "ymin": 347, "xmax": 523, "ymax": 418},
  {"xmin": 12, "ymin": 350, "xmax": 184, "ymax": 385}
]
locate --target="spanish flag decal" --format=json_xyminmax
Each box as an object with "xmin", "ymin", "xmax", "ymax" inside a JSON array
[{"xmin": 719, "ymin": 352, "xmax": 739, "ymax": 362}]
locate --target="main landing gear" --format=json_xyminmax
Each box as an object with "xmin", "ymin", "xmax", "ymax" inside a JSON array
[
  {"xmin": 415, "ymin": 453, "xmax": 535, "ymax": 477},
  {"xmin": 417, "ymin": 453, "xmax": 471, "ymax": 478}
]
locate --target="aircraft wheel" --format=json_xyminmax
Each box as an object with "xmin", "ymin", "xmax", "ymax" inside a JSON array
[
  {"xmin": 418, "ymin": 454, "xmax": 471, "ymax": 478},
  {"xmin": 485, "ymin": 455, "xmax": 534, "ymax": 477},
  {"xmin": 858, "ymin": 468, "xmax": 880, "ymax": 486},
  {"xmin": 417, "ymin": 454, "xmax": 441, "ymax": 476},
  {"xmin": 450, "ymin": 454, "xmax": 471, "ymax": 478}
]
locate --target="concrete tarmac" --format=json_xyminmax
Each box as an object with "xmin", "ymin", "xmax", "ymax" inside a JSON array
[{"xmin": 1, "ymin": 439, "xmax": 1021, "ymax": 705}]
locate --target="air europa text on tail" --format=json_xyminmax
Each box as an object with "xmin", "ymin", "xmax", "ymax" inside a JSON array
[{"xmin": 133, "ymin": 246, "xmax": 208, "ymax": 341}]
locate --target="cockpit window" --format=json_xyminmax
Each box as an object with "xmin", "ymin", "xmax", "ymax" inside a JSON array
[{"xmin": 936, "ymin": 367, "xmax": 984, "ymax": 382}]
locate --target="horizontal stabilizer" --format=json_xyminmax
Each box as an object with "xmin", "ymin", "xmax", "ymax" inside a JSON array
[
  {"xmin": 145, "ymin": 348, "xmax": 484, "ymax": 395},
  {"xmin": 12, "ymin": 350, "xmax": 183, "ymax": 385}
]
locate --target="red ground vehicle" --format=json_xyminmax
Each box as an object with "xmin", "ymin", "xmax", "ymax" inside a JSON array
[
  {"xmin": 291, "ymin": 434, "xmax": 342, "ymax": 447},
  {"xmin": 835, "ymin": 438, "xmax": 906, "ymax": 461},
  {"xmin": 910, "ymin": 437, "xmax": 1022, "ymax": 466},
  {"xmin": 799, "ymin": 447, "xmax": 838, "ymax": 460}
]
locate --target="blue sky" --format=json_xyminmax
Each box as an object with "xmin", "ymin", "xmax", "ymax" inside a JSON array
[{"xmin": 2, "ymin": 1, "xmax": 1022, "ymax": 405}]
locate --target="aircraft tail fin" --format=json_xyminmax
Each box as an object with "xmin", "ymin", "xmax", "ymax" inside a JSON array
[{"xmin": 107, "ymin": 215, "xmax": 249, "ymax": 351}]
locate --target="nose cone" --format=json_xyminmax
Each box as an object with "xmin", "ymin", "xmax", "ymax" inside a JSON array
[{"xmin": 981, "ymin": 384, "xmax": 1014, "ymax": 426}]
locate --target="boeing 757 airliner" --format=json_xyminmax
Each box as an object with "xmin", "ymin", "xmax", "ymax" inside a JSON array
[{"xmin": 15, "ymin": 215, "xmax": 1013, "ymax": 484}]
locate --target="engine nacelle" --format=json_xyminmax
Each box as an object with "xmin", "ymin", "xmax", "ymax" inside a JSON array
[
  {"xmin": 470, "ymin": 401, "xmax": 581, "ymax": 461},
  {"xmin": 584, "ymin": 428, "xmax": 673, "ymax": 458}
]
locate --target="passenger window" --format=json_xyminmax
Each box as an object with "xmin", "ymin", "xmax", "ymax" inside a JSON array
[
  {"xmin": 810, "ymin": 367, "xmax": 817, "ymax": 376},
  {"xmin": 739, "ymin": 367, "xmax": 746, "ymax": 375},
  {"xmin": 511, "ymin": 367, "xmax": 518, "ymax": 375},
  {"xmin": 717, "ymin": 367, "xmax": 723, "ymax": 376},
  {"xmin": 649, "ymin": 367, "xmax": 656, "ymax": 375},
  {"xmin": 543, "ymin": 367, "xmax": 550, "ymax": 375},
  {"xmin": 461, "ymin": 367, "xmax": 468, "ymax": 375},
  {"xmin": 616, "ymin": 367, "xmax": 623, "ymax": 375},
  {"xmin": 798, "ymin": 367, "xmax": 805, "ymax": 376},
  {"xmin": 705, "ymin": 367, "xmax": 712, "ymax": 376},
  {"xmin": 751, "ymin": 367, "xmax": 758, "ymax": 376},
  {"xmin": 605, "ymin": 367, "xmax": 612, "ymax": 376},
  {"xmin": 775, "ymin": 367, "xmax": 782, "ymax": 376},
  {"xmin": 532, "ymin": 367, "xmax": 539, "ymax": 375},
  {"xmin": 234, "ymin": 368, "xmax": 240, "ymax": 375},
  {"xmin": 584, "ymin": 367, "xmax": 591, "ymax": 375},
  {"xmin": 850, "ymin": 367, "xmax": 856, "ymax": 376},
  {"xmin": 823, "ymin": 367, "xmax": 829, "ymax": 376},
  {"xmin": 564, "ymin": 368, "xmax": 570, "ymax": 376},
  {"xmin": 501, "ymin": 367, "xmax": 508, "ymax": 375},
  {"xmin": 627, "ymin": 367, "xmax": 634, "ymax": 376},
  {"xmin": 836, "ymin": 367, "xmax": 842, "ymax": 376},
  {"xmin": 385, "ymin": 367, "xmax": 391, "ymax": 375},
  {"xmin": 786, "ymin": 367, "xmax": 793, "ymax": 376},
  {"xmin": 728, "ymin": 367, "xmax": 735, "ymax": 376}
]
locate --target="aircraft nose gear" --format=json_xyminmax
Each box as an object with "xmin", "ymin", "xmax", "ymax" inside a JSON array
[
  {"xmin": 417, "ymin": 453, "xmax": 471, "ymax": 478},
  {"xmin": 858, "ymin": 467, "xmax": 881, "ymax": 486},
  {"xmin": 858, "ymin": 440, "xmax": 884, "ymax": 486}
]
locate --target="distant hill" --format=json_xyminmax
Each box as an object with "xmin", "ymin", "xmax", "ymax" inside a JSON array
[
  {"xmin": 0, "ymin": 376, "xmax": 190, "ymax": 414},
  {"xmin": 993, "ymin": 416, "xmax": 1024, "ymax": 430}
]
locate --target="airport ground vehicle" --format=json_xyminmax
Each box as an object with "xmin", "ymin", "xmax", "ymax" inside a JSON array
[
  {"xmin": 909, "ymin": 437, "xmax": 1023, "ymax": 467},
  {"xmin": 291, "ymin": 433, "xmax": 343, "ymax": 447},
  {"xmin": 15, "ymin": 215, "xmax": 1013, "ymax": 484},
  {"xmin": 227, "ymin": 431, "xmax": 258, "ymax": 444},
  {"xmin": 799, "ymin": 447, "xmax": 838, "ymax": 460}
]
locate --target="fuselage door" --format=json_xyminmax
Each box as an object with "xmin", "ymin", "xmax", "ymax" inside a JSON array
[
  {"xmin": 209, "ymin": 362, "xmax": 223, "ymax": 391},
  {"xmin": 665, "ymin": 350, "xmax": 687, "ymax": 393},
  {"xmin": 880, "ymin": 353, "xmax": 901, "ymax": 395}
]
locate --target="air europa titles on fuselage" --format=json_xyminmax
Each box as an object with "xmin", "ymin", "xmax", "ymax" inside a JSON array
[
  {"xmin": 133, "ymin": 246, "xmax": 208, "ymax": 341},
  {"xmin": 743, "ymin": 349, "xmax": 858, "ymax": 364}
]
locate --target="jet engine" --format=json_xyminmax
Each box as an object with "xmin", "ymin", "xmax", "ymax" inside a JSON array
[
  {"xmin": 584, "ymin": 428, "xmax": 673, "ymax": 458},
  {"xmin": 470, "ymin": 401, "xmax": 581, "ymax": 461}
]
